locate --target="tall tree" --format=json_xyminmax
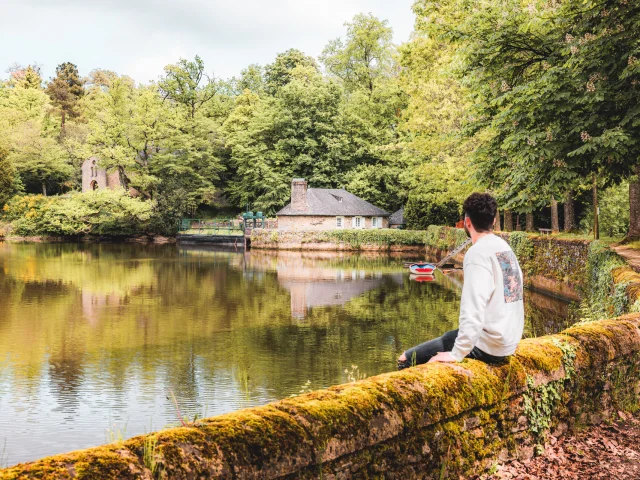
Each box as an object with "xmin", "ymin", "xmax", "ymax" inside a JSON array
[
  {"xmin": 158, "ymin": 55, "xmax": 217, "ymax": 121},
  {"xmin": 46, "ymin": 62, "xmax": 84, "ymax": 130},
  {"xmin": 263, "ymin": 49, "xmax": 318, "ymax": 94},
  {"xmin": 320, "ymin": 13, "xmax": 395, "ymax": 92}
]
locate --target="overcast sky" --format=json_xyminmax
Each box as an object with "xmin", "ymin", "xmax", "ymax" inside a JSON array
[{"xmin": 1, "ymin": 0, "xmax": 417, "ymax": 84}]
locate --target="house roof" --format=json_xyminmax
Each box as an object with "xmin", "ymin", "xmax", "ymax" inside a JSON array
[
  {"xmin": 389, "ymin": 207, "xmax": 405, "ymax": 225},
  {"xmin": 276, "ymin": 188, "xmax": 390, "ymax": 217}
]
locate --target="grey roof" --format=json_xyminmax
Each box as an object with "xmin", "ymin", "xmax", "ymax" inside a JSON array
[
  {"xmin": 277, "ymin": 188, "xmax": 390, "ymax": 217},
  {"xmin": 389, "ymin": 207, "xmax": 405, "ymax": 225}
]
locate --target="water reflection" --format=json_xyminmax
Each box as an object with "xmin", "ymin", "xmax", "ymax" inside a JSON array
[{"xmin": 0, "ymin": 243, "xmax": 572, "ymax": 466}]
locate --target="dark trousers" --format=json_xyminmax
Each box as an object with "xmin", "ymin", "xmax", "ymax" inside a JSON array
[{"xmin": 397, "ymin": 329, "xmax": 507, "ymax": 370}]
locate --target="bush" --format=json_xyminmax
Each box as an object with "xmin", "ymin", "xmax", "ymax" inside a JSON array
[
  {"xmin": 2, "ymin": 190, "xmax": 154, "ymax": 236},
  {"xmin": 424, "ymin": 225, "xmax": 468, "ymax": 251},
  {"xmin": 316, "ymin": 229, "xmax": 427, "ymax": 247},
  {"xmin": 404, "ymin": 196, "xmax": 461, "ymax": 230}
]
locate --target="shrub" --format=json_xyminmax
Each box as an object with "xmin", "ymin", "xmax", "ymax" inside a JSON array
[
  {"xmin": 2, "ymin": 190, "xmax": 154, "ymax": 236},
  {"xmin": 404, "ymin": 196, "xmax": 461, "ymax": 230},
  {"xmin": 424, "ymin": 225, "xmax": 468, "ymax": 251}
]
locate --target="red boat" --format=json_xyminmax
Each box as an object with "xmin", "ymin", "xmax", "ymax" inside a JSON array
[
  {"xmin": 410, "ymin": 274, "xmax": 435, "ymax": 282},
  {"xmin": 408, "ymin": 263, "xmax": 436, "ymax": 275}
]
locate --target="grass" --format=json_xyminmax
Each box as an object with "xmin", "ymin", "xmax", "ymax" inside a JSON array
[
  {"xmin": 143, "ymin": 435, "xmax": 159, "ymax": 476},
  {"xmin": 105, "ymin": 421, "xmax": 127, "ymax": 444},
  {"xmin": 541, "ymin": 231, "xmax": 623, "ymax": 245}
]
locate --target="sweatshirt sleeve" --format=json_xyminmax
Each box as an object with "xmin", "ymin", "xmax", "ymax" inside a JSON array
[{"xmin": 450, "ymin": 262, "xmax": 495, "ymax": 361}]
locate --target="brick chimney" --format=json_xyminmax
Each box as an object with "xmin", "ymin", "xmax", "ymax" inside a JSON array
[{"xmin": 291, "ymin": 178, "xmax": 308, "ymax": 212}]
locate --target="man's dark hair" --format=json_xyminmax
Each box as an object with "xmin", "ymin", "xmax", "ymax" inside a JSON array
[{"xmin": 463, "ymin": 193, "xmax": 497, "ymax": 232}]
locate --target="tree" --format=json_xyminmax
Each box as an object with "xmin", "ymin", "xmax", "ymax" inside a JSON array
[
  {"xmin": 263, "ymin": 49, "xmax": 318, "ymax": 94},
  {"xmin": 320, "ymin": 13, "xmax": 395, "ymax": 92},
  {"xmin": 10, "ymin": 120, "xmax": 73, "ymax": 195},
  {"xmin": 236, "ymin": 64, "xmax": 265, "ymax": 95},
  {"xmin": 411, "ymin": 0, "xmax": 640, "ymax": 233},
  {"xmin": 46, "ymin": 62, "xmax": 84, "ymax": 130},
  {"xmin": 158, "ymin": 55, "xmax": 218, "ymax": 121},
  {"xmin": 0, "ymin": 144, "xmax": 19, "ymax": 206}
]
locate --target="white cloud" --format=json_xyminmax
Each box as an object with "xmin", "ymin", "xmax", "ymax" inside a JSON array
[{"xmin": 1, "ymin": 0, "xmax": 416, "ymax": 83}]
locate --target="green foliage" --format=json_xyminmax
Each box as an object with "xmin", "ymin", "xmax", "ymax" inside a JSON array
[
  {"xmin": 2, "ymin": 191, "xmax": 153, "ymax": 236},
  {"xmin": 578, "ymin": 241, "xmax": 628, "ymax": 321},
  {"xmin": 263, "ymin": 49, "xmax": 319, "ymax": 94},
  {"xmin": 424, "ymin": 225, "xmax": 467, "ymax": 251},
  {"xmin": 45, "ymin": 62, "xmax": 84, "ymax": 128},
  {"xmin": 320, "ymin": 13, "xmax": 394, "ymax": 92},
  {"xmin": 508, "ymin": 232, "xmax": 534, "ymax": 272},
  {"xmin": 315, "ymin": 229, "xmax": 427, "ymax": 248},
  {"xmin": 580, "ymin": 182, "xmax": 629, "ymax": 237},
  {"xmin": 0, "ymin": 145, "xmax": 19, "ymax": 207},
  {"xmin": 404, "ymin": 195, "xmax": 460, "ymax": 230},
  {"xmin": 522, "ymin": 339, "xmax": 576, "ymax": 449}
]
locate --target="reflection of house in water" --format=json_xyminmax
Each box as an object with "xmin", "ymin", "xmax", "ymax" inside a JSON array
[
  {"xmin": 81, "ymin": 290, "xmax": 122, "ymax": 326},
  {"xmin": 277, "ymin": 264, "xmax": 386, "ymax": 319}
]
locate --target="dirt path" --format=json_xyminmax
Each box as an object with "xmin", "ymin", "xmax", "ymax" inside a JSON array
[
  {"xmin": 612, "ymin": 245, "xmax": 640, "ymax": 272},
  {"xmin": 475, "ymin": 412, "xmax": 640, "ymax": 479}
]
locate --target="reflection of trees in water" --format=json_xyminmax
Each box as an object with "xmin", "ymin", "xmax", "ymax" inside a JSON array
[{"xmin": 0, "ymin": 245, "xmax": 573, "ymax": 423}]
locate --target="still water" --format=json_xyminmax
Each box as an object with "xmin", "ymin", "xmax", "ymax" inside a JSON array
[{"xmin": 0, "ymin": 243, "xmax": 572, "ymax": 466}]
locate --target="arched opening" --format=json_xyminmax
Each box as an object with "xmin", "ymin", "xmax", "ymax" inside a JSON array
[{"xmin": 90, "ymin": 180, "xmax": 98, "ymax": 191}]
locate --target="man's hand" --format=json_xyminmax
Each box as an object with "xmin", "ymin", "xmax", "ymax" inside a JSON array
[{"xmin": 428, "ymin": 352, "xmax": 457, "ymax": 363}]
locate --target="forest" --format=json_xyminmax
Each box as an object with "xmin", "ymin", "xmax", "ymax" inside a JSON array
[{"xmin": 0, "ymin": 0, "xmax": 638, "ymax": 237}]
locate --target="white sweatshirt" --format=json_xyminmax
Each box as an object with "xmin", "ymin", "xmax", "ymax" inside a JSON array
[{"xmin": 450, "ymin": 234, "xmax": 525, "ymax": 362}]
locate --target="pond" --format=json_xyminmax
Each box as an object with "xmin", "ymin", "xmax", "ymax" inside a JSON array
[{"xmin": 0, "ymin": 243, "xmax": 573, "ymax": 466}]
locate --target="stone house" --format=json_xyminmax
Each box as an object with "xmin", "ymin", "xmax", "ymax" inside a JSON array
[
  {"xmin": 276, "ymin": 179, "xmax": 390, "ymax": 231},
  {"xmin": 81, "ymin": 157, "xmax": 124, "ymax": 193}
]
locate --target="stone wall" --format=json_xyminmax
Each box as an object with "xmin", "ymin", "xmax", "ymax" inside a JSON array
[
  {"xmin": 424, "ymin": 226, "xmax": 590, "ymax": 300},
  {"xmin": 277, "ymin": 215, "xmax": 389, "ymax": 232},
  {"xmin": 3, "ymin": 315, "xmax": 639, "ymax": 479}
]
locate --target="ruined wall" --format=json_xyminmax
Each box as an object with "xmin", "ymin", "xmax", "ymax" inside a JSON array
[{"xmin": 2, "ymin": 315, "xmax": 639, "ymax": 479}]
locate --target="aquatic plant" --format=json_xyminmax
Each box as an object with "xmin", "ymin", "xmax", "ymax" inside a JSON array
[
  {"xmin": 344, "ymin": 364, "xmax": 367, "ymax": 383},
  {"xmin": 142, "ymin": 435, "xmax": 159, "ymax": 476}
]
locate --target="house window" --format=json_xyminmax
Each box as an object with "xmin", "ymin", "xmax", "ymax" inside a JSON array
[
  {"xmin": 352, "ymin": 216, "xmax": 364, "ymax": 229},
  {"xmin": 336, "ymin": 216, "xmax": 344, "ymax": 229},
  {"xmin": 371, "ymin": 217, "xmax": 383, "ymax": 229}
]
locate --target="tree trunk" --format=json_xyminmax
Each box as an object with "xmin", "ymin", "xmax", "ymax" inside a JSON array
[
  {"xmin": 629, "ymin": 164, "xmax": 640, "ymax": 239},
  {"xmin": 564, "ymin": 192, "xmax": 575, "ymax": 232},
  {"xmin": 494, "ymin": 209, "xmax": 501, "ymax": 231},
  {"xmin": 516, "ymin": 214, "xmax": 521, "ymax": 231},
  {"xmin": 593, "ymin": 174, "xmax": 599, "ymax": 240},
  {"xmin": 551, "ymin": 198, "xmax": 559, "ymax": 233},
  {"xmin": 41, "ymin": 182, "xmax": 47, "ymax": 197},
  {"xmin": 504, "ymin": 210, "xmax": 513, "ymax": 232},
  {"xmin": 526, "ymin": 212, "xmax": 534, "ymax": 232}
]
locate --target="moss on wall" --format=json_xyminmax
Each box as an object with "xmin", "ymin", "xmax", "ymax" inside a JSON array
[{"xmin": 3, "ymin": 315, "xmax": 639, "ymax": 480}]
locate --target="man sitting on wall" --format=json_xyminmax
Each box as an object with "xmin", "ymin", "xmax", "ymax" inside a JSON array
[{"xmin": 397, "ymin": 193, "xmax": 525, "ymax": 368}]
